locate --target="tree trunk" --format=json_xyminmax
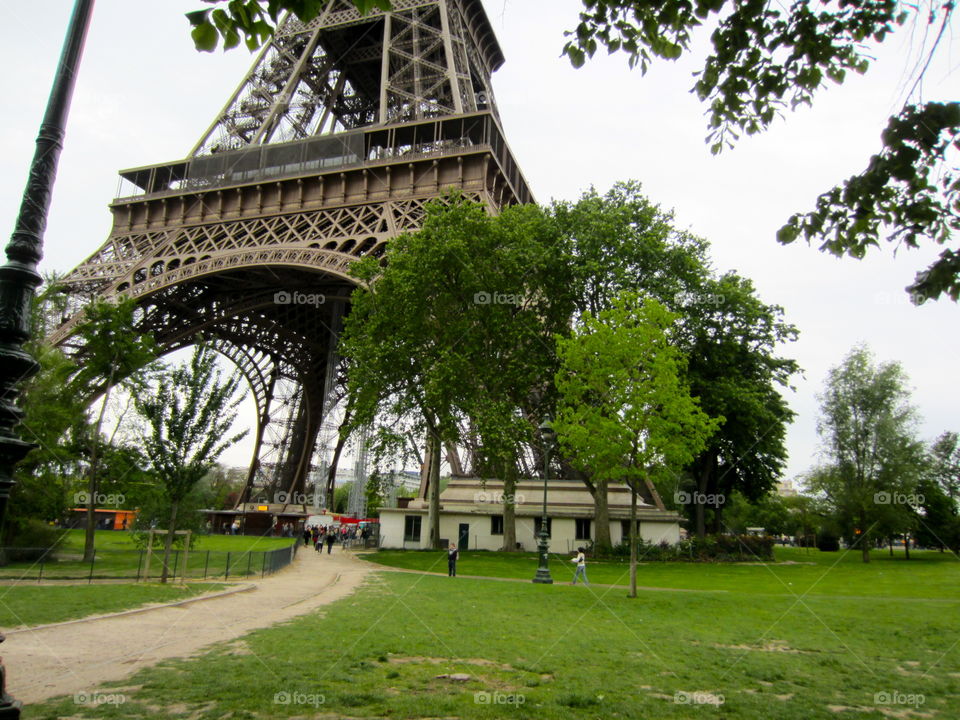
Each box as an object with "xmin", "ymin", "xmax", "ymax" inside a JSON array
[
  {"xmin": 693, "ymin": 453, "xmax": 715, "ymax": 539},
  {"xmin": 629, "ymin": 483, "xmax": 638, "ymax": 599},
  {"xmin": 888, "ymin": 538, "xmax": 894, "ymax": 556},
  {"xmin": 83, "ymin": 370, "xmax": 116, "ymax": 563},
  {"xmin": 501, "ymin": 465, "xmax": 517, "ymax": 552},
  {"xmin": 428, "ymin": 432, "xmax": 442, "ymax": 549},
  {"xmin": 904, "ymin": 534, "xmax": 910, "ymax": 560},
  {"xmin": 859, "ymin": 509, "xmax": 870, "ymax": 563},
  {"xmin": 160, "ymin": 499, "xmax": 179, "ymax": 584},
  {"xmin": 712, "ymin": 501, "xmax": 723, "ymax": 534},
  {"xmin": 591, "ymin": 477, "xmax": 612, "ymax": 554}
]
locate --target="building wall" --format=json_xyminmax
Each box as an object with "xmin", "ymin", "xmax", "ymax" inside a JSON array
[{"xmin": 379, "ymin": 510, "xmax": 679, "ymax": 551}]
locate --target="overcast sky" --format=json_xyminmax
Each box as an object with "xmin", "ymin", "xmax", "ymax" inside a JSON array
[{"xmin": 1, "ymin": 1, "xmax": 957, "ymax": 486}]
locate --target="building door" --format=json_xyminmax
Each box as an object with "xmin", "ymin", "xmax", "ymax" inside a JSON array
[{"xmin": 458, "ymin": 523, "xmax": 470, "ymax": 550}]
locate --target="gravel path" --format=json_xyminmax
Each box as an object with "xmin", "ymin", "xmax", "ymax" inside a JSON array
[{"xmin": 3, "ymin": 545, "xmax": 371, "ymax": 704}]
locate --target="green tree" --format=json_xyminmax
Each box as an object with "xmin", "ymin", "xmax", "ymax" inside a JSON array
[
  {"xmin": 554, "ymin": 293, "xmax": 720, "ymax": 597},
  {"xmin": 678, "ymin": 272, "xmax": 798, "ymax": 537},
  {"xmin": 562, "ymin": 1, "xmax": 959, "ymax": 302},
  {"xmin": 342, "ymin": 196, "xmax": 570, "ymax": 549},
  {"xmin": 550, "ymin": 181, "xmax": 710, "ymax": 551},
  {"xmin": 913, "ymin": 433, "xmax": 960, "ymax": 553},
  {"xmin": 133, "ymin": 344, "xmax": 247, "ymax": 583},
  {"xmin": 71, "ymin": 298, "xmax": 158, "ymax": 562},
  {"xmin": 929, "ymin": 431, "xmax": 960, "ymax": 503},
  {"xmin": 810, "ymin": 345, "xmax": 927, "ymax": 563}
]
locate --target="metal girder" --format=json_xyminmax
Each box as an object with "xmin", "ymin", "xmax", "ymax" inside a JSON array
[{"xmin": 50, "ymin": 0, "xmax": 527, "ymax": 505}]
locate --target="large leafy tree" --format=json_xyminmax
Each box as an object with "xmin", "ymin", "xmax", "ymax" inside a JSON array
[
  {"xmin": 810, "ymin": 345, "xmax": 927, "ymax": 562},
  {"xmin": 133, "ymin": 344, "xmax": 247, "ymax": 583},
  {"xmin": 562, "ymin": 1, "xmax": 959, "ymax": 302},
  {"xmin": 550, "ymin": 181, "xmax": 710, "ymax": 551},
  {"xmin": 554, "ymin": 293, "xmax": 720, "ymax": 597},
  {"xmin": 678, "ymin": 272, "xmax": 799, "ymax": 537},
  {"xmin": 342, "ymin": 196, "xmax": 571, "ymax": 549}
]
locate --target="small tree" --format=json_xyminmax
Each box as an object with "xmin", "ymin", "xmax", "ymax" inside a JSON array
[
  {"xmin": 133, "ymin": 344, "xmax": 247, "ymax": 583},
  {"xmin": 71, "ymin": 298, "xmax": 157, "ymax": 563},
  {"xmin": 554, "ymin": 294, "xmax": 720, "ymax": 596}
]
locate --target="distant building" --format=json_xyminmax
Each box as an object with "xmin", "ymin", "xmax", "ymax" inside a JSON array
[
  {"xmin": 777, "ymin": 480, "xmax": 798, "ymax": 497},
  {"xmin": 378, "ymin": 477, "xmax": 681, "ymax": 552}
]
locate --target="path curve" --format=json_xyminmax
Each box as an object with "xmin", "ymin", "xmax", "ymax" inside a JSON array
[{"xmin": 4, "ymin": 545, "xmax": 371, "ymax": 703}]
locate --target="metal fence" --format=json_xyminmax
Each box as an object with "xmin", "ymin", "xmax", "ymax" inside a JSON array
[{"xmin": 0, "ymin": 543, "xmax": 298, "ymax": 583}]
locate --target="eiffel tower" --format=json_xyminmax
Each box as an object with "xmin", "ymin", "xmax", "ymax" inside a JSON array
[{"xmin": 51, "ymin": 0, "xmax": 531, "ymax": 507}]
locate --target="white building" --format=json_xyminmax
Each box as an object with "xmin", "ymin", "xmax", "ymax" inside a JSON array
[{"xmin": 378, "ymin": 477, "xmax": 681, "ymax": 552}]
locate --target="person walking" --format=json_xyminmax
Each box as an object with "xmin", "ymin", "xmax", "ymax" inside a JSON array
[
  {"xmin": 303, "ymin": 526, "xmax": 311, "ymax": 546},
  {"xmin": 447, "ymin": 542, "xmax": 459, "ymax": 577},
  {"xmin": 572, "ymin": 547, "xmax": 589, "ymax": 585},
  {"xmin": 325, "ymin": 531, "xmax": 335, "ymax": 554}
]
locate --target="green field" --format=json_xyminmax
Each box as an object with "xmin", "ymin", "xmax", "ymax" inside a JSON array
[
  {"xmin": 361, "ymin": 545, "xmax": 960, "ymax": 599},
  {"xmin": 0, "ymin": 583, "xmax": 227, "ymax": 628},
  {"xmin": 0, "ymin": 530, "xmax": 297, "ymax": 581},
  {"xmin": 29, "ymin": 545, "xmax": 960, "ymax": 719}
]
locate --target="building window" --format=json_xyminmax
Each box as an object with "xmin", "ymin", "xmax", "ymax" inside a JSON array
[
  {"xmin": 491, "ymin": 515, "xmax": 504, "ymax": 536},
  {"xmin": 621, "ymin": 520, "xmax": 632, "ymax": 541},
  {"xmin": 575, "ymin": 518, "xmax": 592, "ymax": 540},
  {"xmin": 403, "ymin": 515, "xmax": 422, "ymax": 542},
  {"xmin": 533, "ymin": 516, "xmax": 552, "ymax": 537}
]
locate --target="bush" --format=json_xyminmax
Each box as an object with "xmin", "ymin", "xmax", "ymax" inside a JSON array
[
  {"xmin": 0, "ymin": 519, "xmax": 64, "ymax": 564},
  {"xmin": 610, "ymin": 534, "xmax": 775, "ymax": 562},
  {"xmin": 816, "ymin": 533, "xmax": 841, "ymax": 552}
]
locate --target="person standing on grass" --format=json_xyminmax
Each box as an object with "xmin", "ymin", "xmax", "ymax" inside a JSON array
[
  {"xmin": 447, "ymin": 542, "xmax": 458, "ymax": 577},
  {"xmin": 572, "ymin": 547, "xmax": 589, "ymax": 585}
]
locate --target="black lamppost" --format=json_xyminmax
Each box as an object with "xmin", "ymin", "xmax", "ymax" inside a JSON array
[
  {"xmin": 532, "ymin": 417, "xmax": 555, "ymax": 584},
  {"xmin": 0, "ymin": 1, "xmax": 96, "ymax": 715}
]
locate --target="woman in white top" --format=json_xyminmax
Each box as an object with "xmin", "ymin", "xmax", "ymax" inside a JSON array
[{"xmin": 572, "ymin": 547, "xmax": 588, "ymax": 585}]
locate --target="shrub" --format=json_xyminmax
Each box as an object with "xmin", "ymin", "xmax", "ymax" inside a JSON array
[
  {"xmin": 0, "ymin": 519, "xmax": 64, "ymax": 564},
  {"xmin": 816, "ymin": 533, "xmax": 841, "ymax": 552},
  {"xmin": 609, "ymin": 534, "xmax": 775, "ymax": 562}
]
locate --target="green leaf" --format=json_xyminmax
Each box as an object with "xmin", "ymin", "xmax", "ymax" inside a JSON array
[{"xmin": 191, "ymin": 21, "xmax": 219, "ymax": 52}]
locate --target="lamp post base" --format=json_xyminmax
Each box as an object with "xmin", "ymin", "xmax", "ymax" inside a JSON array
[
  {"xmin": 532, "ymin": 531, "xmax": 552, "ymax": 584},
  {"xmin": 532, "ymin": 567, "xmax": 553, "ymax": 584}
]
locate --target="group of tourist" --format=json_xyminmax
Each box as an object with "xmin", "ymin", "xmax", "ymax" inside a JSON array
[{"xmin": 303, "ymin": 524, "xmax": 370, "ymax": 553}]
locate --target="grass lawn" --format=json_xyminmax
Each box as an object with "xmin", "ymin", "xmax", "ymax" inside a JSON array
[
  {"xmin": 54, "ymin": 529, "xmax": 296, "ymax": 553},
  {"xmin": 29, "ymin": 546, "xmax": 960, "ymax": 719},
  {"xmin": 0, "ymin": 583, "xmax": 226, "ymax": 628},
  {"xmin": 0, "ymin": 530, "xmax": 297, "ymax": 581},
  {"xmin": 362, "ymin": 545, "xmax": 960, "ymax": 599}
]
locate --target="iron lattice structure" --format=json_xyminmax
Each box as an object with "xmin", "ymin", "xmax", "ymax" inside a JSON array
[{"xmin": 51, "ymin": 0, "xmax": 531, "ymax": 508}]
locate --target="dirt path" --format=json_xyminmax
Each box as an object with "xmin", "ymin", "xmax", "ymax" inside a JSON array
[{"xmin": 3, "ymin": 545, "xmax": 371, "ymax": 704}]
